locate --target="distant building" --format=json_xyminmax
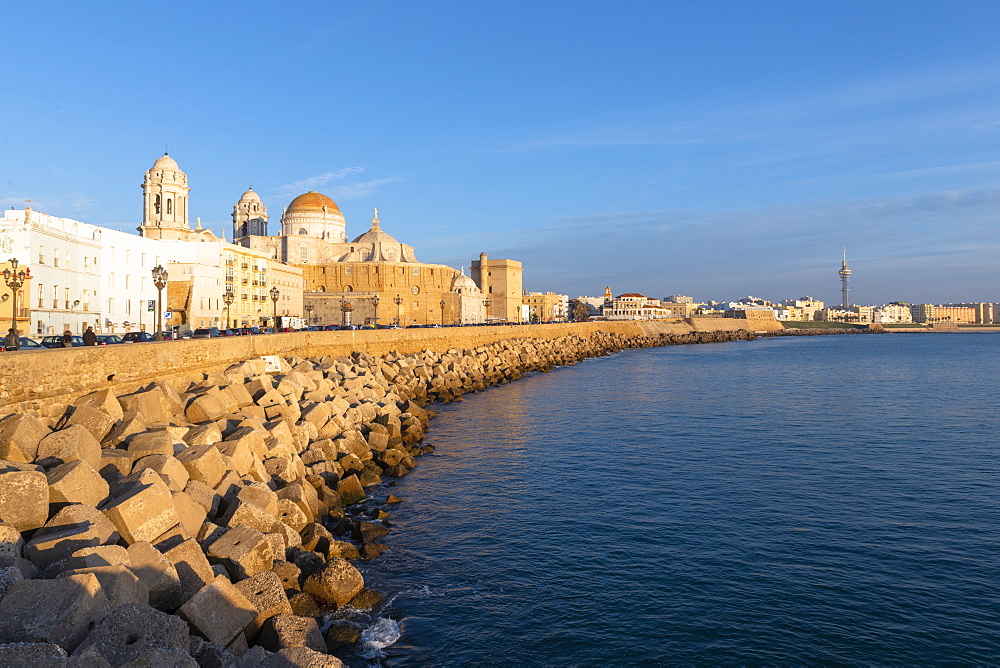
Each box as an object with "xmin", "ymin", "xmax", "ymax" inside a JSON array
[
  {"xmin": 873, "ymin": 304, "xmax": 913, "ymax": 324},
  {"xmin": 522, "ymin": 292, "xmax": 568, "ymax": 322},
  {"xmin": 910, "ymin": 304, "xmax": 978, "ymax": 325},
  {"xmin": 782, "ymin": 296, "xmax": 824, "ymax": 321},
  {"xmin": 472, "ymin": 254, "xmax": 523, "ymax": 323},
  {"xmin": 820, "ymin": 306, "xmax": 873, "ymax": 323},
  {"xmin": 660, "ymin": 301, "xmax": 702, "ymax": 317},
  {"xmin": 574, "ymin": 296, "xmax": 605, "ymax": 311},
  {"xmin": 603, "ymin": 293, "xmax": 672, "ymax": 320},
  {"xmin": 665, "ymin": 295, "xmax": 693, "ymax": 304},
  {"xmin": 939, "ymin": 303, "xmax": 994, "ymax": 324}
]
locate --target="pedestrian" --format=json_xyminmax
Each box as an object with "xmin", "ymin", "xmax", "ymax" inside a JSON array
[
  {"xmin": 83, "ymin": 326, "xmax": 97, "ymax": 346},
  {"xmin": 61, "ymin": 330, "xmax": 73, "ymax": 347},
  {"xmin": 4, "ymin": 328, "xmax": 18, "ymax": 351}
]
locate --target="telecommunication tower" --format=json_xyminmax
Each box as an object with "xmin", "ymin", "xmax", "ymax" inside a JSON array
[{"xmin": 839, "ymin": 248, "xmax": 851, "ymax": 308}]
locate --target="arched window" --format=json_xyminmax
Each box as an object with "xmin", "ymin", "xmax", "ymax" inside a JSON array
[
  {"xmin": 318, "ymin": 286, "xmax": 326, "ymax": 292},
  {"xmin": 166, "ymin": 199, "xmax": 172, "ymax": 215},
  {"xmin": 154, "ymin": 195, "xmax": 161, "ymax": 214},
  {"xmin": 298, "ymin": 228, "xmax": 308, "ymax": 235}
]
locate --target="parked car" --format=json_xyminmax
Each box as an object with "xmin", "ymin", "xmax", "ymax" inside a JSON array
[
  {"xmin": 122, "ymin": 332, "xmax": 159, "ymax": 343},
  {"xmin": 95, "ymin": 334, "xmax": 124, "ymax": 345},
  {"xmin": 191, "ymin": 327, "xmax": 220, "ymax": 339},
  {"xmin": 219, "ymin": 329, "xmax": 238, "ymax": 337},
  {"xmin": 0, "ymin": 337, "xmax": 44, "ymax": 352},
  {"xmin": 40, "ymin": 335, "xmax": 85, "ymax": 348}
]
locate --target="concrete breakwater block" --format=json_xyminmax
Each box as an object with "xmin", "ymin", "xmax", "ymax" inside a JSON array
[{"xmin": 0, "ymin": 329, "xmax": 724, "ymax": 662}]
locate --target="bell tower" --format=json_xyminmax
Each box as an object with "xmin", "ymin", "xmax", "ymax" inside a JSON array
[
  {"xmin": 233, "ymin": 186, "xmax": 268, "ymax": 244},
  {"xmin": 139, "ymin": 153, "xmax": 191, "ymax": 240}
]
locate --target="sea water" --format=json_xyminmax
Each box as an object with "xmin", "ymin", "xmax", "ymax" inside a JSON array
[{"xmin": 346, "ymin": 333, "xmax": 999, "ymax": 665}]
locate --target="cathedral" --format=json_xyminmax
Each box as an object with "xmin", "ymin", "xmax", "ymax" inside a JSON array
[{"xmin": 137, "ymin": 153, "xmax": 523, "ymax": 326}]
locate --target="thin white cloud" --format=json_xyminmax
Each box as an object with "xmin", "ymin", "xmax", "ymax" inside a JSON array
[
  {"xmin": 494, "ymin": 63, "xmax": 1000, "ymax": 157},
  {"xmin": 327, "ymin": 177, "xmax": 403, "ymax": 201},
  {"xmin": 274, "ymin": 167, "xmax": 365, "ymax": 194}
]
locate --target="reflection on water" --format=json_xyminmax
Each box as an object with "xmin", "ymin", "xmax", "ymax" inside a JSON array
[{"xmin": 350, "ymin": 334, "xmax": 1000, "ymax": 666}]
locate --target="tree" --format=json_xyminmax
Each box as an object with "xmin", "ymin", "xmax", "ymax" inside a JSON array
[{"xmin": 569, "ymin": 299, "xmax": 590, "ymax": 321}]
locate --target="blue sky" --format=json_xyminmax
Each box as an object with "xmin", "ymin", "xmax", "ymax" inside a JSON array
[{"xmin": 2, "ymin": 1, "xmax": 999, "ymax": 304}]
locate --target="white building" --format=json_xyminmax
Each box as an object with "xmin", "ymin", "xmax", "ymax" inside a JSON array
[
  {"xmin": 873, "ymin": 304, "xmax": 913, "ymax": 324},
  {"xmin": 1, "ymin": 207, "xmax": 105, "ymax": 336},
  {"xmin": 101, "ymin": 229, "xmax": 169, "ymax": 333},
  {"xmin": 603, "ymin": 293, "xmax": 671, "ymax": 320}
]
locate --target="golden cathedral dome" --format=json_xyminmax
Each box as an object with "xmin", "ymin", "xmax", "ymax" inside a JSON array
[{"xmin": 286, "ymin": 191, "xmax": 341, "ymax": 214}]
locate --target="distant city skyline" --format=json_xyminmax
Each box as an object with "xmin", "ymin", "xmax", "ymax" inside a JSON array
[{"xmin": 2, "ymin": 1, "xmax": 999, "ymax": 305}]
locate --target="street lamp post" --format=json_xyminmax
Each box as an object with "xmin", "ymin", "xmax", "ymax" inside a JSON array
[
  {"xmin": 483, "ymin": 298, "xmax": 492, "ymax": 324},
  {"xmin": 393, "ymin": 295, "xmax": 403, "ymax": 326},
  {"xmin": 269, "ymin": 286, "xmax": 280, "ymax": 329},
  {"xmin": 340, "ymin": 299, "xmax": 352, "ymax": 327},
  {"xmin": 3, "ymin": 258, "xmax": 27, "ymax": 350},
  {"xmin": 305, "ymin": 304, "xmax": 314, "ymax": 326},
  {"xmin": 372, "ymin": 294, "xmax": 380, "ymax": 328},
  {"xmin": 440, "ymin": 299, "xmax": 445, "ymax": 326},
  {"xmin": 223, "ymin": 287, "xmax": 234, "ymax": 329},
  {"xmin": 151, "ymin": 265, "xmax": 168, "ymax": 341}
]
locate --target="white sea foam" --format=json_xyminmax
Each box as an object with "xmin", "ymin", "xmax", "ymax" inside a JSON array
[{"xmin": 358, "ymin": 617, "xmax": 401, "ymax": 659}]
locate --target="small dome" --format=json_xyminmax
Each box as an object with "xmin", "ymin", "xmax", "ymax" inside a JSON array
[
  {"xmin": 239, "ymin": 187, "xmax": 261, "ymax": 202},
  {"xmin": 351, "ymin": 227, "xmax": 400, "ymax": 245},
  {"xmin": 287, "ymin": 191, "xmax": 341, "ymax": 214},
  {"xmin": 451, "ymin": 272, "xmax": 479, "ymax": 292},
  {"xmin": 152, "ymin": 153, "xmax": 179, "ymax": 171}
]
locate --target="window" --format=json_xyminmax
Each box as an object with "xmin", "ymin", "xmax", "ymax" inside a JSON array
[
  {"xmin": 345, "ymin": 267, "xmax": 352, "ymax": 275},
  {"xmin": 154, "ymin": 195, "xmax": 161, "ymax": 214},
  {"xmin": 64, "ymin": 287, "xmax": 69, "ymax": 310},
  {"xmin": 298, "ymin": 228, "xmax": 308, "ymax": 235},
  {"xmin": 166, "ymin": 199, "xmax": 172, "ymax": 215},
  {"xmin": 125, "ymin": 275, "xmax": 130, "ymax": 290},
  {"xmin": 53, "ymin": 249, "xmax": 59, "ymax": 268},
  {"xmin": 38, "ymin": 246, "xmax": 44, "ymax": 264},
  {"xmin": 412, "ymin": 267, "xmax": 419, "ymax": 275},
  {"xmin": 126, "ymin": 300, "xmax": 131, "ymax": 315},
  {"xmin": 109, "ymin": 273, "xmax": 115, "ymax": 289},
  {"xmin": 37, "ymin": 284, "xmax": 43, "ymax": 308},
  {"xmin": 52, "ymin": 285, "xmax": 58, "ymax": 308},
  {"xmin": 108, "ymin": 298, "xmax": 114, "ymax": 313},
  {"xmin": 84, "ymin": 256, "xmax": 89, "ymax": 270}
]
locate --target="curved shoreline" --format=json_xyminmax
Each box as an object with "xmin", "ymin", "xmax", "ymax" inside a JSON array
[{"xmin": 0, "ymin": 327, "xmax": 766, "ymax": 665}]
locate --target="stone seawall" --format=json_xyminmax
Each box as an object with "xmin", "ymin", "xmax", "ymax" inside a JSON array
[
  {"xmin": 0, "ymin": 326, "xmax": 756, "ymax": 665},
  {"xmin": 0, "ymin": 318, "xmax": 777, "ymax": 422}
]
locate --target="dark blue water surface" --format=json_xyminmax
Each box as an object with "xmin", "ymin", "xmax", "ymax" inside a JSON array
[{"xmin": 351, "ymin": 333, "xmax": 1000, "ymax": 665}]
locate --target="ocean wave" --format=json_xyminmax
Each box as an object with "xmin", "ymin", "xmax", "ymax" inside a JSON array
[{"xmin": 358, "ymin": 617, "xmax": 401, "ymax": 659}]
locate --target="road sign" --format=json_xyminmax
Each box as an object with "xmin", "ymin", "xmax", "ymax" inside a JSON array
[
  {"xmin": 164, "ymin": 311, "xmax": 172, "ymax": 320},
  {"xmin": 147, "ymin": 300, "xmax": 155, "ymax": 312}
]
